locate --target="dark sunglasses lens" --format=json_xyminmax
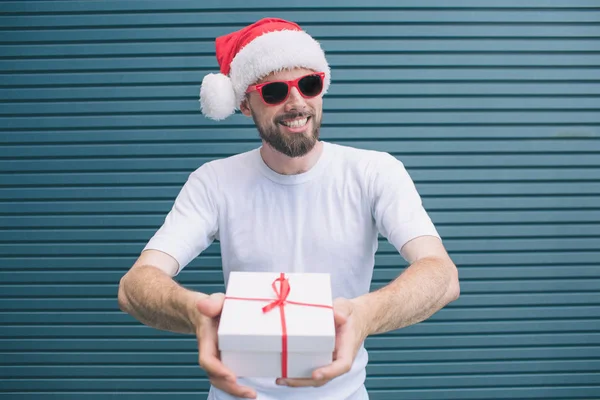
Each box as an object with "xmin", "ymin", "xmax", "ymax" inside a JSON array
[
  {"xmin": 261, "ymin": 82, "xmax": 289, "ymax": 104},
  {"xmin": 298, "ymin": 75, "xmax": 323, "ymax": 97}
]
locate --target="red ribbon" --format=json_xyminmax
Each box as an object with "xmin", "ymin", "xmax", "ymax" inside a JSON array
[{"xmin": 225, "ymin": 272, "xmax": 333, "ymax": 378}]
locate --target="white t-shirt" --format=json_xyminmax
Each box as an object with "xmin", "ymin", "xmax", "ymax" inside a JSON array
[{"xmin": 144, "ymin": 141, "xmax": 440, "ymax": 400}]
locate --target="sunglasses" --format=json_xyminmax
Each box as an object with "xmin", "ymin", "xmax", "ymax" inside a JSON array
[{"xmin": 246, "ymin": 72, "xmax": 325, "ymax": 106}]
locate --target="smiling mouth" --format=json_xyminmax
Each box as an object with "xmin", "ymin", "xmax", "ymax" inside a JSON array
[{"xmin": 278, "ymin": 116, "xmax": 311, "ymax": 129}]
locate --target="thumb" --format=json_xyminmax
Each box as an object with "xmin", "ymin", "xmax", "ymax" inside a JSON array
[
  {"xmin": 332, "ymin": 297, "xmax": 353, "ymax": 327},
  {"xmin": 196, "ymin": 292, "xmax": 225, "ymax": 318}
]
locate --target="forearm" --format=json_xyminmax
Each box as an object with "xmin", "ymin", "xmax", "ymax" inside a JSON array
[
  {"xmin": 354, "ymin": 256, "xmax": 459, "ymax": 336},
  {"xmin": 118, "ymin": 265, "xmax": 207, "ymax": 334}
]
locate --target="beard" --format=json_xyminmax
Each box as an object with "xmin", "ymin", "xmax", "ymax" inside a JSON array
[{"xmin": 252, "ymin": 110, "xmax": 321, "ymax": 158}]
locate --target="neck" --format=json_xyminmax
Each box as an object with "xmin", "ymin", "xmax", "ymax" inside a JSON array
[{"xmin": 260, "ymin": 140, "xmax": 323, "ymax": 175}]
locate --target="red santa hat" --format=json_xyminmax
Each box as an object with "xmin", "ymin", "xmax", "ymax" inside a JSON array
[{"xmin": 199, "ymin": 18, "xmax": 331, "ymax": 120}]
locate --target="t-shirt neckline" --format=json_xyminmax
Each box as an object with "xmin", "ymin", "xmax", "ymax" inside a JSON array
[{"xmin": 256, "ymin": 141, "xmax": 332, "ymax": 185}]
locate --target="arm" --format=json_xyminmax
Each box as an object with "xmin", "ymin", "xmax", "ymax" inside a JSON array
[
  {"xmin": 119, "ymin": 250, "xmax": 257, "ymax": 398},
  {"xmin": 118, "ymin": 249, "xmax": 207, "ymax": 335},
  {"xmin": 352, "ymin": 235, "xmax": 459, "ymax": 336},
  {"xmin": 281, "ymin": 236, "xmax": 459, "ymax": 387}
]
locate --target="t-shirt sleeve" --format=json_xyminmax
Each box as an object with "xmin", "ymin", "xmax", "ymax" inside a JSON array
[
  {"xmin": 143, "ymin": 163, "xmax": 219, "ymax": 275},
  {"xmin": 369, "ymin": 153, "xmax": 440, "ymax": 253}
]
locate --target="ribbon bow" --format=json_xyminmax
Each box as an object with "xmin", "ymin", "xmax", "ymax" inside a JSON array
[
  {"xmin": 262, "ymin": 274, "xmax": 290, "ymax": 313},
  {"xmin": 225, "ymin": 272, "xmax": 332, "ymax": 378}
]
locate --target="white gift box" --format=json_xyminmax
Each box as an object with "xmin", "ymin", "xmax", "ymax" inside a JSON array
[{"xmin": 218, "ymin": 271, "xmax": 336, "ymax": 378}]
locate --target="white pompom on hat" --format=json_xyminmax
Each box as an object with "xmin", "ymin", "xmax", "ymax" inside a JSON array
[{"xmin": 199, "ymin": 18, "xmax": 331, "ymax": 121}]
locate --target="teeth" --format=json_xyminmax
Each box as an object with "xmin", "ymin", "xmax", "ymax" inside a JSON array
[{"xmin": 282, "ymin": 118, "xmax": 308, "ymax": 128}]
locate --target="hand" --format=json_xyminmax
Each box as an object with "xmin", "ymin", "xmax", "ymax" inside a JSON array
[
  {"xmin": 276, "ymin": 297, "xmax": 368, "ymax": 388},
  {"xmin": 196, "ymin": 293, "xmax": 257, "ymax": 399}
]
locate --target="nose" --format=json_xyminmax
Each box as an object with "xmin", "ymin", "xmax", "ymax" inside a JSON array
[{"xmin": 284, "ymin": 87, "xmax": 308, "ymax": 112}]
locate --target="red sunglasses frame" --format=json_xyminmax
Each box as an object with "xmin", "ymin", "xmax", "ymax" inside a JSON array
[{"xmin": 246, "ymin": 72, "xmax": 325, "ymax": 106}]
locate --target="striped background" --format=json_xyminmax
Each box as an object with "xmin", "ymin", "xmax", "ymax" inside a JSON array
[{"xmin": 1, "ymin": 1, "xmax": 599, "ymax": 399}]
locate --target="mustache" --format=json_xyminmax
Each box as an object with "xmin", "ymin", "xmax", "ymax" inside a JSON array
[{"xmin": 275, "ymin": 111, "xmax": 313, "ymax": 124}]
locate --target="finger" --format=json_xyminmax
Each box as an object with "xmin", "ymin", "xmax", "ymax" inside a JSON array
[
  {"xmin": 276, "ymin": 378, "xmax": 325, "ymax": 388},
  {"xmin": 211, "ymin": 376, "xmax": 257, "ymax": 399},
  {"xmin": 196, "ymin": 292, "xmax": 226, "ymax": 318},
  {"xmin": 199, "ymin": 345, "xmax": 235, "ymax": 381},
  {"xmin": 197, "ymin": 317, "xmax": 235, "ymax": 381},
  {"xmin": 314, "ymin": 347, "xmax": 353, "ymax": 381},
  {"xmin": 313, "ymin": 325, "xmax": 354, "ymax": 380}
]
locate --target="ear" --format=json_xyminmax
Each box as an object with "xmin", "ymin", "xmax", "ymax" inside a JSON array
[{"xmin": 239, "ymin": 97, "xmax": 252, "ymax": 117}]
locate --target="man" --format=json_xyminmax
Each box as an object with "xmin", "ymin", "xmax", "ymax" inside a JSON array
[{"xmin": 118, "ymin": 18, "xmax": 460, "ymax": 400}]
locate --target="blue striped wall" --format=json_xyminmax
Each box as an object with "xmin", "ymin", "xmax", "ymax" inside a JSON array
[{"xmin": 1, "ymin": 1, "xmax": 599, "ymax": 399}]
